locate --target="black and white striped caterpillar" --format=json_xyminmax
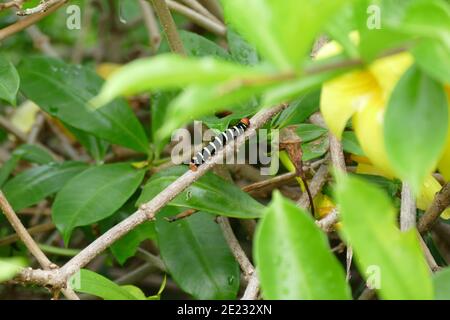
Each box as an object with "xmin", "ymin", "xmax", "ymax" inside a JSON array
[{"xmin": 189, "ymin": 118, "xmax": 250, "ymax": 171}]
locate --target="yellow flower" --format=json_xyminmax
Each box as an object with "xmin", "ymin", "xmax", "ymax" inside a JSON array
[{"xmin": 319, "ymin": 35, "xmax": 450, "ymax": 218}]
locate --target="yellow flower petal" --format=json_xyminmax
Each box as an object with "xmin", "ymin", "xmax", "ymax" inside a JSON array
[
  {"xmin": 417, "ymin": 175, "xmax": 442, "ymax": 211},
  {"xmin": 368, "ymin": 52, "xmax": 413, "ymax": 99},
  {"xmin": 321, "ymin": 70, "xmax": 380, "ymax": 138},
  {"xmin": 355, "ymin": 163, "xmax": 394, "ymax": 179}
]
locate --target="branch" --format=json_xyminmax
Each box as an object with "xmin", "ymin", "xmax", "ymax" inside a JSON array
[
  {"xmin": 16, "ymin": 0, "xmax": 65, "ymax": 16},
  {"xmin": 0, "ymin": 191, "xmax": 78, "ymax": 299},
  {"xmin": 166, "ymin": 0, "xmax": 226, "ymax": 36},
  {"xmin": 418, "ymin": 183, "xmax": 450, "ymax": 233},
  {"xmin": 150, "ymin": 0, "xmax": 186, "ymax": 55},
  {"xmin": 178, "ymin": 0, "xmax": 223, "ymax": 25},
  {"xmin": 0, "ymin": 0, "xmax": 66, "ymax": 40},
  {"xmin": 139, "ymin": 0, "xmax": 161, "ymax": 52},
  {"xmin": 297, "ymin": 163, "xmax": 329, "ymax": 209},
  {"xmin": 0, "ymin": 0, "xmax": 27, "ymax": 11},
  {"xmin": 16, "ymin": 103, "xmax": 288, "ymax": 289},
  {"xmin": 400, "ymin": 182, "xmax": 416, "ymax": 231}
]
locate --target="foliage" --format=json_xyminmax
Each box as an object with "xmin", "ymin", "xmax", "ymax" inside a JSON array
[{"xmin": 0, "ymin": 0, "xmax": 449, "ymax": 301}]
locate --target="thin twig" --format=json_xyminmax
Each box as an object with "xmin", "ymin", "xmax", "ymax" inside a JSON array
[
  {"xmin": 241, "ymin": 273, "xmax": 259, "ymax": 300},
  {"xmin": 418, "ymin": 183, "xmax": 450, "ymax": 233},
  {"xmin": 178, "ymin": 0, "xmax": 222, "ymax": 25},
  {"xmin": 0, "ymin": 191, "xmax": 79, "ymax": 299},
  {"xmin": 0, "ymin": 0, "xmax": 66, "ymax": 40},
  {"xmin": 17, "ymin": 0, "xmax": 65, "ymax": 16},
  {"xmin": 167, "ymin": 0, "xmax": 226, "ymax": 36},
  {"xmin": 400, "ymin": 182, "xmax": 416, "ymax": 231},
  {"xmin": 297, "ymin": 164, "xmax": 329, "ymax": 209},
  {"xmin": 0, "ymin": 221, "xmax": 55, "ymax": 247},
  {"xmin": 151, "ymin": 0, "xmax": 186, "ymax": 55},
  {"xmin": 139, "ymin": 0, "xmax": 161, "ymax": 53}
]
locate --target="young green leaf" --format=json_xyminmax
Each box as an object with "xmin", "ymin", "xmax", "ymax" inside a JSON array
[
  {"xmin": 384, "ymin": 66, "xmax": 448, "ymax": 194},
  {"xmin": 296, "ymin": 124, "xmax": 327, "ymax": 143},
  {"xmin": 69, "ymin": 269, "xmax": 145, "ymax": 300},
  {"xmin": 223, "ymin": 0, "xmax": 349, "ymax": 70},
  {"xmin": 18, "ymin": 57, "xmax": 149, "ymax": 153},
  {"xmin": 433, "ymin": 267, "xmax": 450, "ymax": 300},
  {"xmin": 52, "ymin": 163, "xmax": 146, "ymax": 244},
  {"xmin": 3, "ymin": 162, "xmax": 88, "ymax": 211},
  {"xmin": 0, "ymin": 54, "xmax": 20, "ymax": 105},
  {"xmin": 335, "ymin": 173, "xmax": 433, "ymax": 300},
  {"xmin": 156, "ymin": 208, "xmax": 240, "ymax": 300},
  {"xmin": 91, "ymin": 54, "xmax": 270, "ymax": 108},
  {"xmin": 137, "ymin": 166, "xmax": 264, "ymax": 219},
  {"xmin": 254, "ymin": 192, "xmax": 351, "ymax": 300},
  {"xmin": 0, "ymin": 257, "xmax": 27, "ymax": 283}
]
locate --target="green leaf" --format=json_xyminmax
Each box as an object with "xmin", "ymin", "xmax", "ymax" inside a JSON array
[
  {"xmin": 254, "ymin": 192, "xmax": 351, "ymax": 300},
  {"xmin": 52, "ymin": 163, "xmax": 146, "ymax": 244},
  {"xmin": 413, "ymin": 39, "xmax": 450, "ymax": 83},
  {"xmin": 18, "ymin": 56, "xmax": 149, "ymax": 153},
  {"xmin": 227, "ymin": 30, "xmax": 259, "ymax": 66},
  {"xmin": 137, "ymin": 166, "xmax": 264, "ymax": 219},
  {"xmin": 69, "ymin": 269, "xmax": 144, "ymax": 300},
  {"xmin": 13, "ymin": 144, "xmax": 55, "ymax": 165},
  {"xmin": 384, "ymin": 66, "xmax": 448, "ymax": 194},
  {"xmin": 100, "ymin": 200, "xmax": 156, "ymax": 265},
  {"xmin": 179, "ymin": 30, "xmax": 231, "ymax": 59},
  {"xmin": 0, "ymin": 54, "xmax": 20, "ymax": 105},
  {"xmin": 263, "ymin": 68, "xmax": 342, "ymax": 107},
  {"xmin": 156, "ymin": 207, "xmax": 240, "ymax": 299},
  {"xmin": 296, "ymin": 124, "xmax": 327, "ymax": 143},
  {"xmin": 434, "ymin": 267, "xmax": 450, "ymax": 300},
  {"xmin": 3, "ymin": 162, "xmax": 88, "ymax": 211},
  {"xmin": 92, "ymin": 54, "xmax": 269, "ymax": 108},
  {"xmin": 223, "ymin": 0, "xmax": 349, "ymax": 70},
  {"xmin": 64, "ymin": 124, "xmax": 109, "ymax": 162},
  {"xmin": 151, "ymin": 91, "xmax": 178, "ymax": 156},
  {"xmin": 155, "ymin": 83, "xmax": 269, "ymax": 141},
  {"xmin": 342, "ymin": 131, "xmax": 365, "ymax": 157},
  {"xmin": 302, "ymin": 135, "xmax": 329, "ymax": 162},
  {"xmin": 271, "ymin": 91, "xmax": 321, "ymax": 128},
  {"xmin": 334, "ymin": 173, "xmax": 433, "ymax": 300},
  {"xmin": 0, "ymin": 257, "xmax": 27, "ymax": 283}
]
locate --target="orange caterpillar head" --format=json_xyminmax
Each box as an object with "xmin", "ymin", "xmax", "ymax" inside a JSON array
[{"xmin": 240, "ymin": 118, "xmax": 250, "ymax": 127}]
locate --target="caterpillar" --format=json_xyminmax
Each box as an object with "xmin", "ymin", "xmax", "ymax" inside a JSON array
[{"xmin": 189, "ymin": 118, "xmax": 250, "ymax": 171}]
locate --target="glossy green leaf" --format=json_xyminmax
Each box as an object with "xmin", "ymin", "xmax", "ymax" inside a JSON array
[
  {"xmin": 335, "ymin": 173, "xmax": 433, "ymax": 300},
  {"xmin": 302, "ymin": 135, "xmax": 329, "ymax": 162},
  {"xmin": 18, "ymin": 57, "xmax": 149, "ymax": 153},
  {"xmin": 342, "ymin": 131, "xmax": 365, "ymax": 157},
  {"xmin": 52, "ymin": 163, "xmax": 146, "ymax": 244},
  {"xmin": 69, "ymin": 269, "xmax": 144, "ymax": 300},
  {"xmin": 255, "ymin": 192, "xmax": 351, "ymax": 300},
  {"xmin": 3, "ymin": 162, "xmax": 88, "ymax": 211},
  {"xmin": 227, "ymin": 30, "xmax": 259, "ymax": 66},
  {"xmin": 100, "ymin": 201, "xmax": 156, "ymax": 265},
  {"xmin": 92, "ymin": 54, "xmax": 269, "ymax": 108},
  {"xmin": 433, "ymin": 267, "xmax": 450, "ymax": 300},
  {"xmin": 384, "ymin": 66, "xmax": 448, "ymax": 194},
  {"xmin": 0, "ymin": 257, "xmax": 27, "ymax": 283},
  {"xmin": 179, "ymin": 31, "xmax": 230, "ymax": 59},
  {"xmin": 0, "ymin": 144, "xmax": 55, "ymax": 187},
  {"xmin": 137, "ymin": 166, "xmax": 264, "ymax": 219},
  {"xmin": 156, "ymin": 207, "xmax": 240, "ymax": 299},
  {"xmin": 271, "ymin": 91, "xmax": 321, "ymax": 129},
  {"xmin": 13, "ymin": 144, "xmax": 55, "ymax": 165},
  {"xmin": 0, "ymin": 54, "xmax": 20, "ymax": 105},
  {"xmin": 296, "ymin": 124, "xmax": 327, "ymax": 143},
  {"xmin": 223, "ymin": 0, "xmax": 349, "ymax": 70}
]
